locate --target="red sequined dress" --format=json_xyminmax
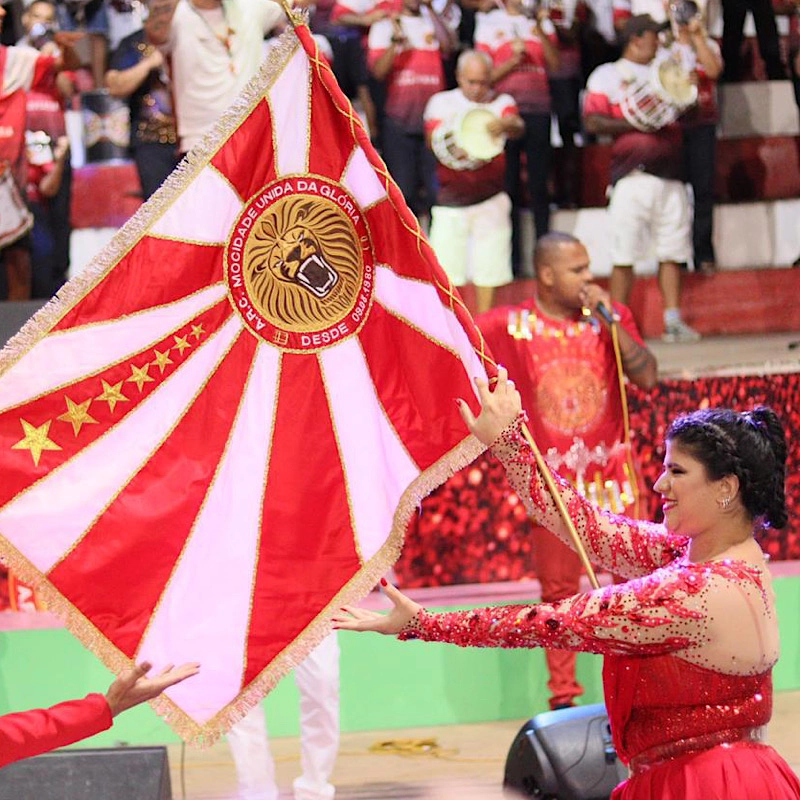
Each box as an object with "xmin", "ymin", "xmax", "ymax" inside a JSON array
[{"xmin": 399, "ymin": 420, "xmax": 800, "ymax": 798}]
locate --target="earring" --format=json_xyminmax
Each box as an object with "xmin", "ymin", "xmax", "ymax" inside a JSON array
[{"xmin": 718, "ymin": 496, "xmax": 731, "ymax": 509}]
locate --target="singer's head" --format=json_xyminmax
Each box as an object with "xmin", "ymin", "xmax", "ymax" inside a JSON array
[{"xmin": 533, "ymin": 232, "xmax": 593, "ymax": 315}]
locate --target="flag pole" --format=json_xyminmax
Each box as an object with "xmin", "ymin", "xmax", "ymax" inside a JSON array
[
  {"xmin": 519, "ymin": 422, "xmax": 600, "ymax": 590},
  {"xmin": 278, "ymin": 5, "xmax": 600, "ymax": 591}
]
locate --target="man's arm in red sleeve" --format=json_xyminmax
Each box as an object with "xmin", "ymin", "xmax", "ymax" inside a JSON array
[
  {"xmin": 0, "ymin": 694, "xmax": 113, "ymax": 769},
  {"xmin": 583, "ymin": 84, "xmax": 636, "ymax": 136},
  {"xmin": 29, "ymin": 53, "xmax": 58, "ymax": 92}
]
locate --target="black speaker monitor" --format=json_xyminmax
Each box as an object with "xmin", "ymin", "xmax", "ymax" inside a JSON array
[
  {"xmin": 504, "ymin": 704, "xmax": 628, "ymax": 800},
  {"xmin": 0, "ymin": 745, "xmax": 172, "ymax": 800}
]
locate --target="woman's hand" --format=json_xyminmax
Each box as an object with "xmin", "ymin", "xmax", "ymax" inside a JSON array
[
  {"xmin": 457, "ymin": 366, "xmax": 522, "ymax": 446},
  {"xmin": 105, "ymin": 661, "xmax": 200, "ymax": 717},
  {"xmin": 332, "ymin": 581, "xmax": 421, "ymax": 635}
]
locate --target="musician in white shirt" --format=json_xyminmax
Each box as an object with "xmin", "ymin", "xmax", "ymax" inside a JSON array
[
  {"xmin": 583, "ymin": 14, "xmax": 699, "ymax": 343},
  {"xmin": 424, "ymin": 50, "xmax": 523, "ymax": 313}
]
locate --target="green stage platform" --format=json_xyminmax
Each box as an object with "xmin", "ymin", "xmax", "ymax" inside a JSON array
[{"xmin": 1, "ymin": 573, "xmax": 797, "ymax": 747}]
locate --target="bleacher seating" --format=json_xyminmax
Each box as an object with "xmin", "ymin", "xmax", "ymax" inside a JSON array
[{"xmin": 64, "ymin": 41, "xmax": 799, "ymax": 340}]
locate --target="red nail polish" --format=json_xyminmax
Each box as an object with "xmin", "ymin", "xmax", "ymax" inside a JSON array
[{"xmin": 380, "ymin": 577, "xmax": 388, "ymax": 586}]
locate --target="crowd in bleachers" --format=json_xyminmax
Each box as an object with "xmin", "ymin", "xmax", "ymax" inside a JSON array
[{"xmin": 0, "ymin": 0, "xmax": 798, "ymax": 320}]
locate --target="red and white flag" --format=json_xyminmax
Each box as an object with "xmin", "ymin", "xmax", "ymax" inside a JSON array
[{"xmin": 0, "ymin": 23, "xmax": 492, "ymax": 743}]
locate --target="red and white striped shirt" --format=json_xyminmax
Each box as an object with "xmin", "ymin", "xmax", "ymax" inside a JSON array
[
  {"xmin": 475, "ymin": 10, "xmax": 557, "ymax": 114},
  {"xmin": 583, "ymin": 57, "xmax": 683, "ymax": 183},
  {"xmin": 0, "ymin": 45, "xmax": 57, "ymax": 184},
  {"xmin": 368, "ymin": 14, "xmax": 447, "ymax": 132}
]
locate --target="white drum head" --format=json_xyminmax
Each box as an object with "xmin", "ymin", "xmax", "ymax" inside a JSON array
[
  {"xmin": 656, "ymin": 60, "xmax": 697, "ymax": 108},
  {"xmin": 457, "ymin": 108, "xmax": 505, "ymax": 161}
]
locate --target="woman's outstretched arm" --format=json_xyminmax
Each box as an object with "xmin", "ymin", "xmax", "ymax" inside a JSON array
[{"xmin": 459, "ymin": 368, "xmax": 688, "ymax": 579}]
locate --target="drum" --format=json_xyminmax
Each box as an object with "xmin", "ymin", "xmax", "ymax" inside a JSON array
[
  {"xmin": 431, "ymin": 107, "xmax": 505, "ymax": 171},
  {"xmin": 619, "ymin": 57, "xmax": 697, "ymax": 132},
  {"xmin": 0, "ymin": 163, "xmax": 33, "ymax": 249},
  {"xmin": 26, "ymin": 130, "xmax": 54, "ymax": 167},
  {"xmin": 81, "ymin": 89, "xmax": 131, "ymax": 164}
]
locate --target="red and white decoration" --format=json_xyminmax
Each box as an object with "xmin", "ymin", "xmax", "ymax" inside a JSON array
[{"xmin": 0, "ymin": 24, "xmax": 492, "ymax": 744}]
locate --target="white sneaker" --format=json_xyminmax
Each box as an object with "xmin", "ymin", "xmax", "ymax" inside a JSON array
[{"xmin": 662, "ymin": 319, "xmax": 701, "ymax": 343}]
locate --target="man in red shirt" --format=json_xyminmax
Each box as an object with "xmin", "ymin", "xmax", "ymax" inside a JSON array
[
  {"xmin": 583, "ymin": 14, "xmax": 699, "ymax": 343},
  {"xmin": 0, "ymin": 2, "xmax": 76, "ymax": 300},
  {"xmin": 475, "ymin": 0, "xmax": 559, "ymax": 276},
  {"xmin": 20, "ymin": 0, "xmax": 78, "ymax": 299},
  {"xmin": 367, "ymin": 0, "xmax": 456, "ymax": 217},
  {"xmin": 477, "ymin": 231, "xmax": 656, "ymax": 710}
]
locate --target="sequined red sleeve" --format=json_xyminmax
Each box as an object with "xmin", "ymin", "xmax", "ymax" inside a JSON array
[
  {"xmin": 492, "ymin": 417, "xmax": 688, "ymax": 579},
  {"xmin": 398, "ymin": 560, "xmax": 765, "ymax": 657}
]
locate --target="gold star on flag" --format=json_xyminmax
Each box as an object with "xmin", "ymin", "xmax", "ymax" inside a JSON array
[
  {"xmin": 96, "ymin": 380, "xmax": 129, "ymax": 413},
  {"xmin": 152, "ymin": 348, "xmax": 174, "ymax": 374},
  {"xmin": 173, "ymin": 335, "xmax": 192, "ymax": 355},
  {"xmin": 57, "ymin": 396, "xmax": 99, "ymax": 436},
  {"xmin": 190, "ymin": 324, "xmax": 205, "ymax": 340},
  {"xmin": 127, "ymin": 362, "xmax": 156, "ymax": 392},
  {"xmin": 12, "ymin": 419, "xmax": 62, "ymax": 467}
]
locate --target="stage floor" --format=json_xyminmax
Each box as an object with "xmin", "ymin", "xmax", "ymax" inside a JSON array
[
  {"xmin": 648, "ymin": 331, "xmax": 800, "ymax": 379},
  {"xmin": 166, "ymin": 691, "xmax": 800, "ymax": 799}
]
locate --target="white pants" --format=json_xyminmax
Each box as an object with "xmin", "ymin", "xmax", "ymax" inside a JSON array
[
  {"xmin": 227, "ymin": 635, "xmax": 340, "ymax": 800},
  {"xmin": 608, "ymin": 171, "xmax": 692, "ymax": 265},
  {"xmin": 429, "ymin": 191, "xmax": 513, "ymax": 287}
]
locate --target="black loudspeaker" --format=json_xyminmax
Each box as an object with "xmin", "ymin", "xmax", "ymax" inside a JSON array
[
  {"xmin": 0, "ymin": 299, "xmax": 47, "ymax": 346},
  {"xmin": 503, "ymin": 704, "xmax": 628, "ymax": 799},
  {"xmin": 0, "ymin": 746, "xmax": 172, "ymax": 800}
]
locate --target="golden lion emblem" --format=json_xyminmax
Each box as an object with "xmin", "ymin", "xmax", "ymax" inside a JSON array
[{"xmin": 243, "ymin": 196, "xmax": 363, "ymax": 332}]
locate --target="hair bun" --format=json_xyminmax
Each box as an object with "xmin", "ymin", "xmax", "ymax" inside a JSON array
[{"xmin": 748, "ymin": 406, "xmax": 788, "ymax": 466}]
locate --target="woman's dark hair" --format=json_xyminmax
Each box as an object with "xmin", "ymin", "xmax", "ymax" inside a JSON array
[{"xmin": 666, "ymin": 406, "xmax": 788, "ymax": 529}]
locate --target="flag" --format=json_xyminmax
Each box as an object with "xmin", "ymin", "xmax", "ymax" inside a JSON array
[{"xmin": 0, "ymin": 22, "xmax": 494, "ymax": 744}]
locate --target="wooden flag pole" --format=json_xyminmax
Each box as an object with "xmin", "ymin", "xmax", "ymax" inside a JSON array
[{"xmin": 519, "ymin": 421, "xmax": 600, "ymax": 590}]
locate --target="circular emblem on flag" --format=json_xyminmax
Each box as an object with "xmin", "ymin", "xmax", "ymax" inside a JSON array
[
  {"xmin": 225, "ymin": 176, "xmax": 374, "ymax": 351},
  {"xmin": 536, "ymin": 360, "xmax": 608, "ymax": 435}
]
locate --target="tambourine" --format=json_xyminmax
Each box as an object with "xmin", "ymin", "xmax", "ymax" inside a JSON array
[
  {"xmin": 620, "ymin": 57, "xmax": 698, "ymax": 132},
  {"xmin": 431, "ymin": 107, "xmax": 506, "ymax": 170}
]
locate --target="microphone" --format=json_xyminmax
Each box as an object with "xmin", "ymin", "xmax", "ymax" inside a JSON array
[{"xmin": 594, "ymin": 302, "xmax": 616, "ymax": 327}]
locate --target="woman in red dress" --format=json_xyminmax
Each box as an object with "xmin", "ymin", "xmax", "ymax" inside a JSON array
[{"xmin": 334, "ymin": 368, "xmax": 800, "ymax": 798}]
